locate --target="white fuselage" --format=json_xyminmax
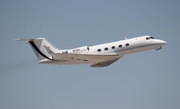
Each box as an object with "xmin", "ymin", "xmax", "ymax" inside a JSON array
[
  {"xmin": 16, "ymin": 35, "xmax": 167, "ymax": 67},
  {"xmin": 61, "ymin": 36, "xmax": 166, "ymax": 57}
]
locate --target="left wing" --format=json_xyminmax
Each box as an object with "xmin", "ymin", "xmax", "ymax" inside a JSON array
[
  {"xmin": 45, "ymin": 53, "xmax": 121, "ymax": 67},
  {"xmin": 90, "ymin": 57, "xmax": 120, "ymax": 67}
]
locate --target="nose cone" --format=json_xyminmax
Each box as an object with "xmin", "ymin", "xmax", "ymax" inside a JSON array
[{"xmin": 158, "ymin": 40, "xmax": 167, "ymax": 46}]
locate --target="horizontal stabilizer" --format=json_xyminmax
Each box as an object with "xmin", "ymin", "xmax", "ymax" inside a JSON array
[{"xmin": 15, "ymin": 38, "xmax": 32, "ymax": 42}]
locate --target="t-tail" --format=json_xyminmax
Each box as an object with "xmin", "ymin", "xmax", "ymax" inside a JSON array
[{"xmin": 15, "ymin": 38, "xmax": 58, "ymax": 63}]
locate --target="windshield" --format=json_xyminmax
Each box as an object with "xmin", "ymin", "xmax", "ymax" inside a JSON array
[
  {"xmin": 146, "ymin": 37, "xmax": 150, "ymax": 40},
  {"xmin": 149, "ymin": 37, "xmax": 155, "ymax": 39},
  {"xmin": 146, "ymin": 37, "xmax": 155, "ymax": 40}
]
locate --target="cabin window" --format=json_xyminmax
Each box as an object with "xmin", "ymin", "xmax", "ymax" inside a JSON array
[
  {"xmin": 118, "ymin": 45, "xmax": 122, "ymax": 48},
  {"xmin": 87, "ymin": 47, "xmax": 90, "ymax": 51},
  {"xmin": 62, "ymin": 51, "xmax": 68, "ymax": 54},
  {"xmin": 126, "ymin": 43, "xmax": 129, "ymax": 46},
  {"xmin": 97, "ymin": 49, "xmax": 101, "ymax": 52},
  {"xmin": 112, "ymin": 46, "xmax": 115, "ymax": 49},
  {"xmin": 104, "ymin": 47, "xmax": 108, "ymax": 51}
]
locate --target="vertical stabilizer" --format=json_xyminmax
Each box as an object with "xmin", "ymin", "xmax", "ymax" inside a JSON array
[{"xmin": 15, "ymin": 38, "xmax": 58, "ymax": 62}]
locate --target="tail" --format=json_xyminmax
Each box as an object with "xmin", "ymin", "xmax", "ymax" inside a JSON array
[{"xmin": 15, "ymin": 38, "xmax": 58, "ymax": 62}]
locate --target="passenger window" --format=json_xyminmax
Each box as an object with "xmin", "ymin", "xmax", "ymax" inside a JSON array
[
  {"xmin": 104, "ymin": 47, "xmax": 108, "ymax": 51},
  {"xmin": 118, "ymin": 45, "xmax": 122, "ymax": 48},
  {"xmin": 126, "ymin": 43, "xmax": 129, "ymax": 46},
  {"xmin": 87, "ymin": 47, "xmax": 90, "ymax": 51},
  {"xmin": 62, "ymin": 51, "xmax": 68, "ymax": 54},
  {"xmin": 97, "ymin": 49, "xmax": 101, "ymax": 52},
  {"xmin": 112, "ymin": 46, "xmax": 115, "ymax": 49}
]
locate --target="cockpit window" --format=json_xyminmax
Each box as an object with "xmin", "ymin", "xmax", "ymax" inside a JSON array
[
  {"xmin": 150, "ymin": 37, "xmax": 155, "ymax": 39},
  {"xmin": 146, "ymin": 37, "xmax": 150, "ymax": 40},
  {"xmin": 146, "ymin": 37, "xmax": 155, "ymax": 40}
]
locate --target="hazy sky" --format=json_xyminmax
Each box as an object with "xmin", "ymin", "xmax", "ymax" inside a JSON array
[{"xmin": 0, "ymin": 0, "xmax": 180, "ymax": 109}]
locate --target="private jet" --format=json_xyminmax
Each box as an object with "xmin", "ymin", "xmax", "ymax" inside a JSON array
[{"xmin": 15, "ymin": 36, "xmax": 166, "ymax": 67}]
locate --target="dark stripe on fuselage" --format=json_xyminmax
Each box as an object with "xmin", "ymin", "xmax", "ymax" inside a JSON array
[{"xmin": 29, "ymin": 41, "xmax": 53, "ymax": 60}]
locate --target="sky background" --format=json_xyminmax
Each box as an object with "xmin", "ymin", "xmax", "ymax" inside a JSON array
[{"xmin": 0, "ymin": 0, "xmax": 180, "ymax": 109}]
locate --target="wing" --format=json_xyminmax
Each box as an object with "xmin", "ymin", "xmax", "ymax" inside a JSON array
[
  {"xmin": 50, "ymin": 53, "xmax": 121, "ymax": 67},
  {"xmin": 90, "ymin": 57, "xmax": 120, "ymax": 67}
]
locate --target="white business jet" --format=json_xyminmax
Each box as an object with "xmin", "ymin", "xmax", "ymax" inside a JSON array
[{"xmin": 15, "ymin": 36, "xmax": 166, "ymax": 67}]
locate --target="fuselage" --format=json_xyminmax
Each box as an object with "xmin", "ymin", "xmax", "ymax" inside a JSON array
[
  {"xmin": 16, "ymin": 35, "xmax": 167, "ymax": 67},
  {"xmin": 61, "ymin": 36, "xmax": 166, "ymax": 57}
]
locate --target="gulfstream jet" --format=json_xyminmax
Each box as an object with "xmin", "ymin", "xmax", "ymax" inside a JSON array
[{"xmin": 15, "ymin": 36, "xmax": 166, "ymax": 67}]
